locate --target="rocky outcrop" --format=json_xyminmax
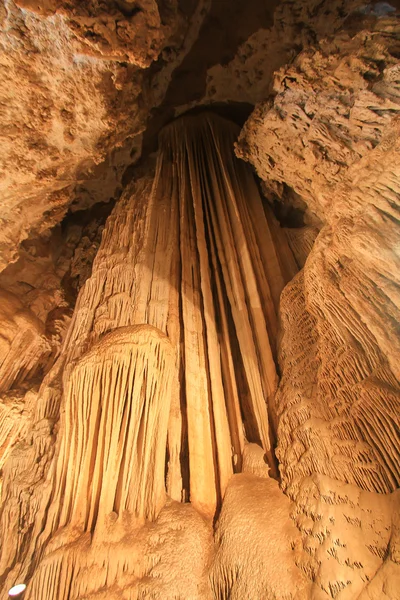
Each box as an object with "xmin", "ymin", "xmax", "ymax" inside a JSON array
[
  {"xmin": 0, "ymin": 112, "xmax": 301, "ymax": 598},
  {"xmin": 0, "ymin": 0, "xmax": 203, "ymax": 271},
  {"xmin": 0, "ymin": 1, "xmax": 399, "ymax": 599},
  {"xmin": 237, "ymin": 10, "xmax": 400, "ymax": 597},
  {"xmin": 0, "ymin": 207, "xmax": 109, "ymax": 388},
  {"xmin": 237, "ymin": 13, "xmax": 400, "ymax": 222},
  {"xmin": 14, "ymin": 0, "xmax": 183, "ymax": 66},
  {"xmin": 0, "ymin": 289, "xmax": 51, "ymax": 393},
  {"xmin": 211, "ymin": 468, "xmax": 309, "ymax": 600},
  {"xmin": 179, "ymin": 0, "xmax": 384, "ymax": 111},
  {"xmin": 292, "ymin": 474, "xmax": 400, "ymax": 598}
]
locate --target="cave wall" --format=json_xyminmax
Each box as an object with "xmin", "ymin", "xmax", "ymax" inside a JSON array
[
  {"xmin": 1, "ymin": 0, "xmax": 377, "ymax": 273},
  {"xmin": 237, "ymin": 8, "xmax": 400, "ymax": 493},
  {"xmin": 0, "ymin": 111, "xmax": 303, "ymax": 599},
  {"xmin": 237, "ymin": 10, "xmax": 400, "ymax": 597},
  {"xmin": 0, "ymin": 0, "xmax": 209, "ymax": 270}
]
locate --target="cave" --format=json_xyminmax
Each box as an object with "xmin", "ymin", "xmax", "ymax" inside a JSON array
[{"xmin": 0, "ymin": 1, "xmax": 399, "ymax": 599}]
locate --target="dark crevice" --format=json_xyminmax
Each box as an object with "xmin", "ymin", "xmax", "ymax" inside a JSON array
[{"xmin": 134, "ymin": 0, "xmax": 279, "ymax": 170}]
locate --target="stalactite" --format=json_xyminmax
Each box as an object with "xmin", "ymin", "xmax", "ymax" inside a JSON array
[
  {"xmin": 0, "ymin": 112, "xmax": 297, "ymax": 598},
  {"xmin": 156, "ymin": 113, "xmax": 289, "ymax": 508},
  {"xmin": 54, "ymin": 326, "xmax": 175, "ymax": 532}
]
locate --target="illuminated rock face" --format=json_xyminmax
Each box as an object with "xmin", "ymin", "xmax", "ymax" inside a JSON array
[
  {"xmin": 53, "ymin": 325, "xmax": 175, "ymax": 528},
  {"xmin": 0, "ymin": 4, "xmax": 399, "ymax": 600},
  {"xmin": 0, "ymin": 0, "xmax": 198, "ymax": 271},
  {"xmin": 237, "ymin": 16, "xmax": 400, "ymax": 496},
  {"xmin": 0, "ymin": 113, "xmax": 301, "ymax": 599},
  {"xmin": 237, "ymin": 15, "xmax": 400, "ymax": 597}
]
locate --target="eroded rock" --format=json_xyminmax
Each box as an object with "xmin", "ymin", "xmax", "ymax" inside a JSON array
[{"xmin": 0, "ymin": 2, "xmax": 399, "ymax": 599}]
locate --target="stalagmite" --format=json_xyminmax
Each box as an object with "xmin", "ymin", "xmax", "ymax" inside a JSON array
[{"xmin": 0, "ymin": 112, "xmax": 295, "ymax": 598}]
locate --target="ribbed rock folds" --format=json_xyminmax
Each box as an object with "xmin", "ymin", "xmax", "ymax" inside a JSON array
[{"xmin": 0, "ymin": 1, "xmax": 399, "ymax": 599}]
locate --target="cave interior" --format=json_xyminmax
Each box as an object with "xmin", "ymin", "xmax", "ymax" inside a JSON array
[{"xmin": 0, "ymin": 0, "xmax": 399, "ymax": 599}]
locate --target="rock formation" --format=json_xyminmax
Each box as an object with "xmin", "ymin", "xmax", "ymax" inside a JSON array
[
  {"xmin": 0, "ymin": 0, "xmax": 207, "ymax": 270},
  {"xmin": 0, "ymin": 0, "xmax": 399, "ymax": 599},
  {"xmin": 0, "ymin": 112, "xmax": 300, "ymax": 597},
  {"xmin": 236, "ymin": 10, "xmax": 400, "ymax": 597}
]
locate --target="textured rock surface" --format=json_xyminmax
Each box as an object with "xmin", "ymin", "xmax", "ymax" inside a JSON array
[
  {"xmin": 237, "ymin": 10, "xmax": 400, "ymax": 598},
  {"xmin": 237, "ymin": 14, "xmax": 400, "ymax": 222},
  {"xmin": 178, "ymin": 0, "xmax": 381, "ymax": 112},
  {"xmin": 291, "ymin": 474, "xmax": 400, "ymax": 599},
  {"xmin": 0, "ymin": 207, "xmax": 109, "ymax": 383},
  {"xmin": 210, "ymin": 469, "xmax": 309, "ymax": 600},
  {"xmin": 0, "ymin": 113, "xmax": 301, "ymax": 598},
  {"xmin": 0, "ymin": 1, "xmax": 399, "ymax": 599},
  {"xmin": 0, "ymin": 0, "xmax": 201, "ymax": 270}
]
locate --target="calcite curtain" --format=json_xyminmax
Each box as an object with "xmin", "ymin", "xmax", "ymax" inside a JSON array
[
  {"xmin": 0, "ymin": 112, "xmax": 297, "ymax": 597},
  {"xmin": 153, "ymin": 112, "xmax": 296, "ymax": 512}
]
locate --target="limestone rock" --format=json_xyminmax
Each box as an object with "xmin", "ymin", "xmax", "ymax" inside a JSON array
[
  {"xmin": 210, "ymin": 473, "xmax": 309, "ymax": 600},
  {"xmin": 0, "ymin": 112, "xmax": 297, "ymax": 597},
  {"xmin": 0, "ymin": 0, "xmax": 198, "ymax": 271},
  {"xmin": 0, "ymin": 2, "xmax": 400, "ymax": 599},
  {"xmin": 26, "ymin": 500, "xmax": 214, "ymax": 600},
  {"xmin": 236, "ymin": 12, "xmax": 400, "ymax": 598},
  {"xmin": 178, "ymin": 0, "xmax": 377, "ymax": 114},
  {"xmin": 237, "ymin": 15, "xmax": 400, "ymax": 222},
  {"xmin": 292, "ymin": 474, "xmax": 400, "ymax": 598},
  {"xmin": 0, "ymin": 389, "xmax": 36, "ymax": 497},
  {"xmin": 14, "ymin": 0, "xmax": 182, "ymax": 67},
  {"xmin": 0, "ymin": 289, "xmax": 50, "ymax": 393}
]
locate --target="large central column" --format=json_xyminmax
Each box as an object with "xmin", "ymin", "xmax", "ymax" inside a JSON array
[
  {"xmin": 156, "ymin": 112, "xmax": 296, "ymax": 514},
  {"xmin": 1, "ymin": 112, "xmax": 298, "ymax": 599}
]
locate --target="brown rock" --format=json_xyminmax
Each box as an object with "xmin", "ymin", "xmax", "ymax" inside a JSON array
[
  {"xmin": 0, "ymin": 2, "xmax": 400, "ymax": 599},
  {"xmin": 0, "ymin": 0, "xmax": 197, "ymax": 270}
]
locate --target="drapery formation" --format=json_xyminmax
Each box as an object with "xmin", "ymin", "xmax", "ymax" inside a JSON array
[
  {"xmin": 155, "ymin": 113, "xmax": 297, "ymax": 514},
  {"xmin": 0, "ymin": 113, "xmax": 298, "ymax": 598},
  {"xmin": 51, "ymin": 111, "xmax": 297, "ymax": 523}
]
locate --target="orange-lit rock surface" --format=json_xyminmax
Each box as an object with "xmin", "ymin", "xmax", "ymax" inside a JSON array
[
  {"xmin": 237, "ymin": 10, "xmax": 400, "ymax": 598},
  {"xmin": 0, "ymin": 0, "xmax": 203, "ymax": 270},
  {"xmin": 0, "ymin": 113, "xmax": 302, "ymax": 598},
  {"xmin": 0, "ymin": 1, "xmax": 399, "ymax": 599}
]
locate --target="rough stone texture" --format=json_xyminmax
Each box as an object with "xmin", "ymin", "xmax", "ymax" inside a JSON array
[
  {"xmin": 20, "ymin": 499, "xmax": 215, "ymax": 600},
  {"xmin": 0, "ymin": 113, "xmax": 301, "ymax": 598},
  {"xmin": 0, "ymin": 289, "xmax": 51, "ymax": 393},
  {"xmin": 0, "ymin": 0, "xmax": 201, "ymax": 271},
  {"xmin": 177, "ymin": 0, "xmax": 386, "ymax": 112},
  {"xmin": 2, "ymin": 0, "xmax": 380, "ymax": 272},
  {"xmin": 0, "ymin": 389, "xmax": 37, "ymax": 498},
  {"xmin": 238, "ymin": 10, "xmax": 400, "ymax": 598},
  {"xmin": 14, "ymin": 0, "xmax": 182, "ymax": 66},
  {"xmin": 0, "ymin": 1, "xmax": 399, "ymax": 599},
  {"xmin": 0, "ymin": 207, "xmax": 110, "ymax": 515},
  {"xmin": 237, "ymin": 14, "xmax": 400, "ymax": 222},
  {"xmin": 284, "ymin": 226, "xmax": 319, "ymax": 268},
  {"xmin": 292, "ymin": 474, "xmax": 400, "ymax": 599}
]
